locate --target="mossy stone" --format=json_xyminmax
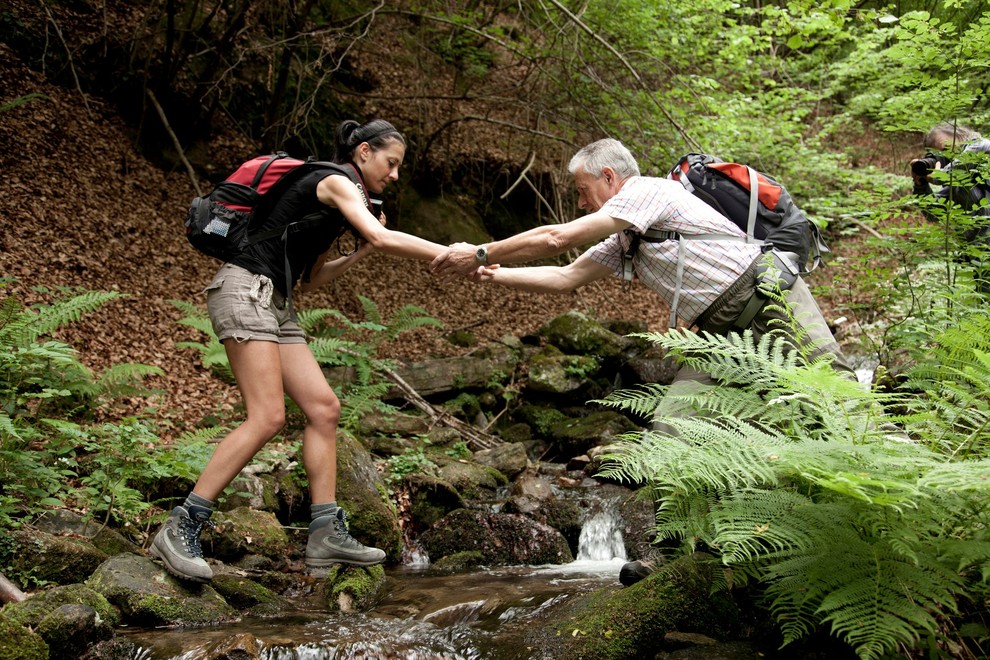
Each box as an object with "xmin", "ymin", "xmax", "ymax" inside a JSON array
[{"xmin": 0, "ymin": 611, "xmax": 48, "ymax": 660}]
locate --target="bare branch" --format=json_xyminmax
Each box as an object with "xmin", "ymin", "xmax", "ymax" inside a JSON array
[
  {"xmin": 145, "ymin": 89, "xmax": 202, "ymax": 197},
  {"xmin": 501, "ymin": 151, "xmax": 537, "ymax": 199},
  {"xmin": 41, "ymin": 1, "xmax": 92, "ymax": 119},
  {"xmin": 382, "ymin": 367, "xmax": 501, "ymax": 450},
  {"xmin": 542, "ymin": 0, "xmax": 702, "ymax": 152}
]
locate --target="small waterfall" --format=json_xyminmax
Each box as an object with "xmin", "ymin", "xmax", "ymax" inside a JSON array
[
  {"xmin": 575, "ymin": 502, "xmax": 627, "ymax": 563},
  {"xmin": 402, "ymin": 537, "xmax": 430, "ymax": 567}
]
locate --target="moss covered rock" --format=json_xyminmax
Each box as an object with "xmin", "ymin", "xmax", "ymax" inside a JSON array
[
  {"xmin": 209, "ymin": 507, "xmax": 290, "ymax": 562},
  {"xmin": 539, "ymin": 310, "xmax": 632, "ymax": 359},
  {"xmin": 321, "ymin": 564, "xmax": 386, "ymax": 612},
  {"xmin": 35, "ymin": 603, "xmax": 114, "ymax": 659},
  {"xmin": 526, "ymin": 552, "xmax": 740, "ymax": 658},
  {"xmin": 85, "ymin": 553, "xmax": 237, "ymax": 627},
  {"xmin": 406, "ymin": 473, "xmax": 465, "ymax": 533},
  {"xmin": 2, "ymin": 529, "xmax": 108, "ymax": 587},
  {"xmin": 336, "ymin": 431, "xmax": 403, "ymax": 562},
  {"xmin": 1, "ymin": 583, "xmax": 119, "ymax": 629},
  {"xmin": 437, "ymin": 460, "xmax": 507, "ymax": 501},
  {"xmin": 210, "ymin": 573, "xmax": 290, "ymax": 616},
  {"xmin": 0, "ymin": 611, "xmax": 48, "ymax": 659}
]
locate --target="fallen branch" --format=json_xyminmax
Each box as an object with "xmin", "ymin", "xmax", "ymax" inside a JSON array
[
  {"xmin": 381, "ymin": 367, "xmax": 501, "ymax": 450},
  {"xmin": 0, "ymin": 571, "xmax": 27, "ymax": 604}
]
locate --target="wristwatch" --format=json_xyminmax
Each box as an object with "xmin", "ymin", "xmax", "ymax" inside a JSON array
[{"xmin": 474, "ymin": 244, "xmax": 489, "ymax": 265}]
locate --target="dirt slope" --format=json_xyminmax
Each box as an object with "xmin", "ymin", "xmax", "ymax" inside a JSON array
[{"xmin": 0, "ymin": 45, "xmax": 671, "ymax": 436}]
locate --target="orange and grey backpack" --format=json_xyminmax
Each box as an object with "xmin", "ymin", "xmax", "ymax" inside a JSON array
[{"xmin": 624, "ymin": 153, "xmax": 830, "ymax": 328}]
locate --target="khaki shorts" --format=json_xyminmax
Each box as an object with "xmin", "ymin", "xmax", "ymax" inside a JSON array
[{"xmin": 205, "ymin": 263, "xmax": 306, "ymax": 344}]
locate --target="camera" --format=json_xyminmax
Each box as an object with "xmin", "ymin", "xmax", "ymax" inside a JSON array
[{"xmin": 911, "ymin": 155, "xmax": 939, "ymax": 177}]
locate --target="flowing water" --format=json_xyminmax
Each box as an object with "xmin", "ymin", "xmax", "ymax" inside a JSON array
[{"xmin": 122, "ymin": 495, "xmax": 630, "ymax": 659}]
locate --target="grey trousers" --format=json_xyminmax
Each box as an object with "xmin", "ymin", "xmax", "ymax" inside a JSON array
[{"xmin": 651, "ymin": 259, "xmax": 853, "ymax": 430}]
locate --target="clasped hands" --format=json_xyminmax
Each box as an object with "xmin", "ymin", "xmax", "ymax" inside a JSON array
[{"xmin": 430, "ymin": 242, "xmax": 497, "ymax": 282}]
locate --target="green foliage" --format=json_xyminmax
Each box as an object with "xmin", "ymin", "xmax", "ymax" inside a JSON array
[
  {"xmin": 0, "ymin": 283, "xmax": 185, "ymax": 529},
  {"xmin": 0, "ymin": 93, "xmax": 47, "ymax": 114},
  {"xmin": 172, "ymin": 295, "xmax": 443, "ymax": 432},
  {"xmin": 596, "ymin": 297, "xmax": 990, "ymax": 658},
  {"xmin": 385, "ymin": 436, "xmax": 438, "ymax": 484}
]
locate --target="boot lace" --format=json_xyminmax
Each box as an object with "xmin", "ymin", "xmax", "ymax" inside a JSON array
[
  {"xmin": 178, "ymin": 515, "xmax": 215, "ymax": 558},
  {"xmin": 332, "ymin": 509, "xmax": 361, "ymax": 548}
]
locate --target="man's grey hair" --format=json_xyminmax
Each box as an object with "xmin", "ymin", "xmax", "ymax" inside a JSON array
[
  {"xmin": 925, "ymin": 122, "xmax": 984, "ymax": 150},
  {"xmin": 568, "ymin": 138, "xmax": 641, "ymax": 179}
]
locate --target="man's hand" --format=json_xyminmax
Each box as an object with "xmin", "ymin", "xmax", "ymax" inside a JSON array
[{"xmin": 431, "ymin": 242, "xmax": 480, "ymax": 278}]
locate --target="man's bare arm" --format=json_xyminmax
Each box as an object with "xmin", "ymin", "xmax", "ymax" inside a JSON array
[
  {"xmin": 477, "ymin": 253, "xmax": 612, "ymax": 293},
  {"xmin": 431, "ymin": 211, "xmax": 629, "ymax": 277}
]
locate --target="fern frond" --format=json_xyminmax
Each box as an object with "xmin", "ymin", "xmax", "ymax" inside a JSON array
[
  {"xmin": 28, "ymin": 290, "xmax": 124, "ymax": 340},
  {"xmin": 382, "ymin": 305, "xmax": 444, "ymax": 341},
  {"xmin": 357, "ymin": 294, "xmax": 383, "ymax": 325},
  {"xmin": 175, "ymin": 426, "xmax": 228, "ymax": 443},
  {"xmin": 175, "ymin": 314, "xmax": 217, "ymax": 338},
  {"xmin": 594, "ymin": 383, "xmax": 668, "ymax": 417}
]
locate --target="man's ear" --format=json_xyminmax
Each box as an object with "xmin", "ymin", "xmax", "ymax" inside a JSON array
[{"xmin": 602, "ymin": 166, "xmax": 615, "ymax": 185}]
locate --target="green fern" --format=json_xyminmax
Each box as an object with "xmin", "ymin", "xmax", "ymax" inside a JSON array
[{"xmin": 598, "ymin": 297, "xmax": 990, "ymax": 658}]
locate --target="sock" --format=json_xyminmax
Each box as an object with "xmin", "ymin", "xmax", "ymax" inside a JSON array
[
  {"xmin": 184, "ymin": 492, "xmax": 215, "ymax": 521},
  {"xmin": 310, "ymin": 501, "xmax": 338, "ymax": 521}
]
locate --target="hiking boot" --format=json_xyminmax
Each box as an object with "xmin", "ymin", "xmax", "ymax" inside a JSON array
[
  {"xmin": 619, "ymin": 558, "xmax": 657, "ymax": 586},
  {"xmin": 150, "ymin": 505, "xmax": 214, "ymax": 583},
  {"xmin": 306, "ymin": 508, "xmax": 386, "ymax": 568}
]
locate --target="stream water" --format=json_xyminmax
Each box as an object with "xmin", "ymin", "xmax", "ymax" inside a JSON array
[{"xmin": 122, "ymin": 495, "xmax": 630, "ymax": 659}]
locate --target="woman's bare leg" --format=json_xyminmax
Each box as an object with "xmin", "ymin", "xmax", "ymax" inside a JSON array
[
  {"xmin": 277, "ymin": 342, "xmax": 341, "ymax": 504},
  {"xmin": 192, "ymin": 339, "xmax": 288, "ymax": 500}
]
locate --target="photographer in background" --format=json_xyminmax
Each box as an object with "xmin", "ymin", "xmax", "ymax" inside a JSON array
[{"xmin": 911, "ymin": 122, "xmax": 990, "ymax": 294}]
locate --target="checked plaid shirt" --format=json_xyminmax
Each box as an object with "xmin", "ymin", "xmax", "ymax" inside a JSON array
[{"xmin": 584, "ymin": 176, "xmax": 764, "ymax": 326}]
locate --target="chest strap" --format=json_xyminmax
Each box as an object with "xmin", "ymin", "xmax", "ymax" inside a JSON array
[{"xmin": 622, "ymin": 228, "xmax": 757, "ymax": 328}]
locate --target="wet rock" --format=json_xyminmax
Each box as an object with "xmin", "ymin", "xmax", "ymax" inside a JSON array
[
  {"xmin": 209, "ymin": 508, "xmax": 290, "ymax": 563},
  {"xmin": 473, "ymin": 442, "xmax": 529, "ymax": 479},
  {"xmin": 85, "ymin": 552, "xmax": 238, "ymax": 627},
  {"xmin": 431, "ymin": 550, "xmax": 485, "ymax": 571},
  {"xmin": 510, "ymin": 470, "xmax": 554, "ymax": 500},
  {"xmin": 421, "ymin": 509, "xmax": 573, "ymax": 565},
  {"xmin": 0, "ymin": 610, "xmax": 48, "ymax": 659},
  {"xmin": 200, "ymin": 632, "xmax": 264, "ymax": 659},
  {"xmin": 79, "ymin": 637, "xmax": 142, "ymax": 660},
  {"xmin": 1, "ymin": 528, "xmax": 108, "ymax": 586},
  {"xmin": 618, "ymin": 486, "xmax": 663, "ymax": 561},
  {"xmin": 35, "ymin": 603, "xmax": 114, "ymax": 660}
]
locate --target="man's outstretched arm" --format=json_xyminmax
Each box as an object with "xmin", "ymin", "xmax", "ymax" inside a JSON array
[{"xmin": 431, "ymin": 211, "xmax": 629, "ymax": 278}]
